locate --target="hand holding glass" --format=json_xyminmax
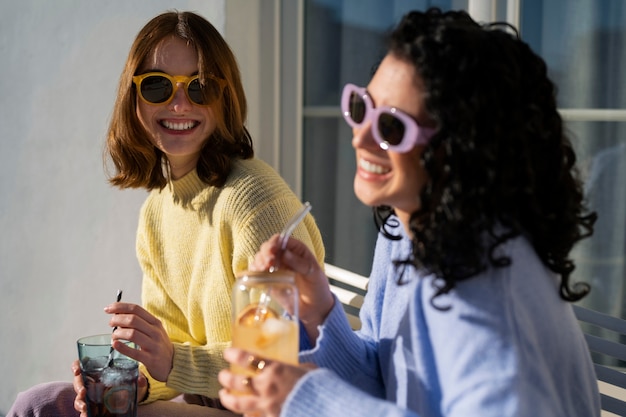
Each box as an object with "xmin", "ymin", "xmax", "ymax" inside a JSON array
[
  {"xmin": 231, "ymin": 270, "xmax": 299, "ymax": 393},
  {"xmin": 77, "ymin": 334, "xmax": 138, "ymax": 417}
]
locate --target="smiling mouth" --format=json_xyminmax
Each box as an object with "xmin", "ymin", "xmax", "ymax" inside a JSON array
[
  {"xmin": 359, "ymin": 158, "xmax": 390, "ymax": 174},
  {"xmin": 160, "ymin": 120, "xmax": 199, "ymax": 131}
]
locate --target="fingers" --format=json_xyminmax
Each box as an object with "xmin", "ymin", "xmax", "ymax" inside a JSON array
[
  {"xmin": 220, "ymin": 348, "xmax": 308, "ymax": 417},
  {"xmin": 219, "ymin": 386, "xmax": 260, "ymax": 415},
  {"xmin": 104, "ymin": 302, "xmax": 174, "ymax": 382},
  {"xmin": 111, "ymin": 334, "xmax": 173, "ymax": 382},
  {"xmin": 249, "ymin": 234, "xmax": 282, "ymax": 271},
  {"xmin": 72, "ymin": 375, "xmax": 86, "ymax": 398},
  {"xmin": 104, "ymin": 302, "xmax": 158, "ymax": 325},
  {"xmin": 136, "ymin": 373, "xmax": 149, "ymax": 402},
  {"xmin": 241, "ymin": 375, "xmax": 253, "ymax": 391},
  {"xmin": 224, "ymin": 347, "xmax": 271, "ymax": 373},
  {"xmin": 251, "ymin": 234, "xmax": 318, "ymax": 277},
  {"xmin": 104, "ymin": 303, "xmax": 150, "ymax": 342},
  {"xmin": 247, "ymin": 356, "xmax": 269, "ymax": 373},
  {"xmin": 218, "ymin": 369, "xmax": 256, "ymax": 395},
  {"xmin": 72, "ymin": 360, "xmax": 87, "ymax": 414},
  {"xmin": 105, "ymin": 303, "xmax": 160, "ymax": 349},
  {"xmin": 72, "ymin": 361, "xmax": 85, "ymax": 394},
  {"xmin": 218, "ymin": 357, "xmax": 266, "ymax": 416},
  {"xmin": 220, "ymin": 348, "xmax": 271, "ymax": 393},
  {"xmin": 73, "ymin": 395, "xmax": 87, "ymax": 416},
  {"xmin": 224, "ymin": 347, "xmax": 256, "ymax": 368},
  {"xmin": 250, "ymin": 234, "xmax": 333, "ymax": 333},
  {"xmin": 110, "ymin": 338, "xmax": 139, "ymax": 359},
  {"xmin": 71, "ymin": 359, "xmax": 81, "ymax": 376}
]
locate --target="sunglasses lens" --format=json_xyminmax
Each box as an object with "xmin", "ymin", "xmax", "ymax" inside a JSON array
[
  {"xmin": 348, "ymin": 92, "xmax": 366, "ymax": 124},
  {"xmin": 139, "ymin": 75, "xmax": 173, "ymax": 104},
  {"xmin": 378, "ymin": 113, "xmax": 406, "ymax": 146},
  {"xmin": 187, "ymin": 78, "xmax": 205, "ymax": 105}
]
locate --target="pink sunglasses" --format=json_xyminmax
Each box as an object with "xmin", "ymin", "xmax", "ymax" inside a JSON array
[{"xmin": 341, "ymin": 83, "xmax": 435, "ymax": 153}]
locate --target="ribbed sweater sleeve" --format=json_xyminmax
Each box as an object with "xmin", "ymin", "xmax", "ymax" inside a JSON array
[
  {"xmin": 136, "ymin": 158, "xmax": 325, "ymax": 403},
  {"xmin": 283, "ymin": 369, "xmax": 419, "ymax": 417}
]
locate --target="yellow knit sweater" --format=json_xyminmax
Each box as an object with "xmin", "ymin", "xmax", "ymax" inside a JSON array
[{"xmin": 135, "ymin": 158, "xmax": 325, "ymax": 402}]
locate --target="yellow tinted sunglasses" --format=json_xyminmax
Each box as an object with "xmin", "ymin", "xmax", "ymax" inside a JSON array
[{"xmin": 132, "ymin": 72, "xmax": 226, "ymax": 106}]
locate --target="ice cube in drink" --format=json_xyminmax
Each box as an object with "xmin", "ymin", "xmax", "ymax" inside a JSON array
[
  {"xmin": 231, "ymin": 303, "xmax": 299, "ymax": 377},
  {"xmin": 80, "ymin": 356, "xmax": 138, "ymax": 417}
]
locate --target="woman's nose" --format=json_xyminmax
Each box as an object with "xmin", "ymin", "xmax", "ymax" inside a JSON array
[
  {"xmin": 169, "ymin": 83, "xmax": 193, "ymax": 111},
  {"xmin": 351, "ymin": 121, "xmax": 378, "ymax": 150}
]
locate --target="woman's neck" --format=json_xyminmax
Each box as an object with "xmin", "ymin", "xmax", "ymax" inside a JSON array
[
  {"xmin": 396, "ymin": 210, "xmax": 414, "ymax": 238},
  {"xmin": 168, "ymin": 155, "xmax": 200, "ymax": 180}
]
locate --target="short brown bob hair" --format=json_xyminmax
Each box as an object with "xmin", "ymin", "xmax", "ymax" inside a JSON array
[{"xmin": 105, "ymin": 10, "xmax": 253, "ymax": 190}]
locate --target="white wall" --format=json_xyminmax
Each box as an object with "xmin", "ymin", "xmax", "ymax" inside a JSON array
[{"xmin": 0, "ymin": 1, "xmax": 227, "ymax": 413}]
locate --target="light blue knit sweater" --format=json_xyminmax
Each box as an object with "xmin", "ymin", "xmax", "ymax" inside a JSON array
[{"xmin": 287, "ymin": 227, "xmax": 600, "ymax": 417}]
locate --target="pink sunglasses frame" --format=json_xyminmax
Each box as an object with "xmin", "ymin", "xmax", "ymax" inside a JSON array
[{"xmin": 341, "ymin": 83, "xmax": 435, "ymax": 153}]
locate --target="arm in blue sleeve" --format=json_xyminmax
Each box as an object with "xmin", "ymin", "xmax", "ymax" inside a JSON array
[
  {"xmin": 299, "ymin": 295, "xmax": 385, "ymax": 398},
  {"xmin": 282, "ymin": 369, "xmax": 421, "ymax": 417},
  {"xmin": 298, "ymin": 320, "xmax": 312, "ymax": 351}
]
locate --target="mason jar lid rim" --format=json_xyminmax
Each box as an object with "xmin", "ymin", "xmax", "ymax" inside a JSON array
[{"xmin": 236, "ymin": 269, "xmax": 296, "ymax": 280}]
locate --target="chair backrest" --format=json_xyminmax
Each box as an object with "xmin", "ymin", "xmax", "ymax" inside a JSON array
[
  {"xmin": 573, "ymin": 304, "xmax": 626, "ymax": 416},
  {"xmin": 325, "ymin": 263, "xmax": 368, "ymax": 330}
]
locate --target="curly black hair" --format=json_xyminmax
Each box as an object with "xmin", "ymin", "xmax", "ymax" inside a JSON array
[{"xmin": 374, "ymin": 8, "xmax": 597, "ymax": 305}]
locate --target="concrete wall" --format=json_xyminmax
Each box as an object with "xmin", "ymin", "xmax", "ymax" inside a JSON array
[{"xmin": 0, "ymin": 1, "xmax": 226, "ymax": 413}]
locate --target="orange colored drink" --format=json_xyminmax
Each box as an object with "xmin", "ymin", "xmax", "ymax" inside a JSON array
[{"xmin": 231, "ymin": 270, "xmax": 299, "ymax": 392}]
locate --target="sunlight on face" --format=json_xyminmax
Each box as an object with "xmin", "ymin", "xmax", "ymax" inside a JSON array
[
  {"xmin": 351, "ymin": 53, "xmax": 433, "ymax": 229},
  {"xmin": 136, "ymin": 36, "xmax": 217, "ymax": 179}
]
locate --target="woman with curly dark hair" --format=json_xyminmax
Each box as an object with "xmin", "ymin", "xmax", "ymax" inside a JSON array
[{"xmin": 218, "ymin": 8, "xmax": 600, "ymax": 417}]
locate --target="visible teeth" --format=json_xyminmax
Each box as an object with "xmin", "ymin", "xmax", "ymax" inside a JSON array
[
  {"xmin": 359, "ymin": 159, "xmax": 390, "ymax": 174},
  {"xmin": 162, "ymin": 120, "xmax": 196, "ymax": 131}
]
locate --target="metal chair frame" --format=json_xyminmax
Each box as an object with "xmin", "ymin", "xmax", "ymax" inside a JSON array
[{"xmin": 573, "ymin": 304, "xmax": 626, "ymax": 416}]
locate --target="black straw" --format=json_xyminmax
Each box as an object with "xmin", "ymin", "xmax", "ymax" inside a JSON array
[{"xmin": 107, "ymin": 289, "xmax": 123, "ymax": 367}]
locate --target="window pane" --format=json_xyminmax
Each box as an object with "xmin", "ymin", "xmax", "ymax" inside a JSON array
[
  {"xmin": 568, "ymin": 120, "xmax": 626, "ymax": 318},
  {"xmin": 303, "ymin": 117, "xmax": 376, "ymax": 274},
  {"xmin": 521, "ymin": 1, "xmax": 626, "ymax": 319},
  {"xmin": 521, "ymin": 1, "xmax": 626, "ymax": 109}
]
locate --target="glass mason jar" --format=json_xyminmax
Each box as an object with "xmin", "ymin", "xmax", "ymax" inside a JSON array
[{"xmin": 231, "ymin": 269, "xmax": 299, "ymax": 380}]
